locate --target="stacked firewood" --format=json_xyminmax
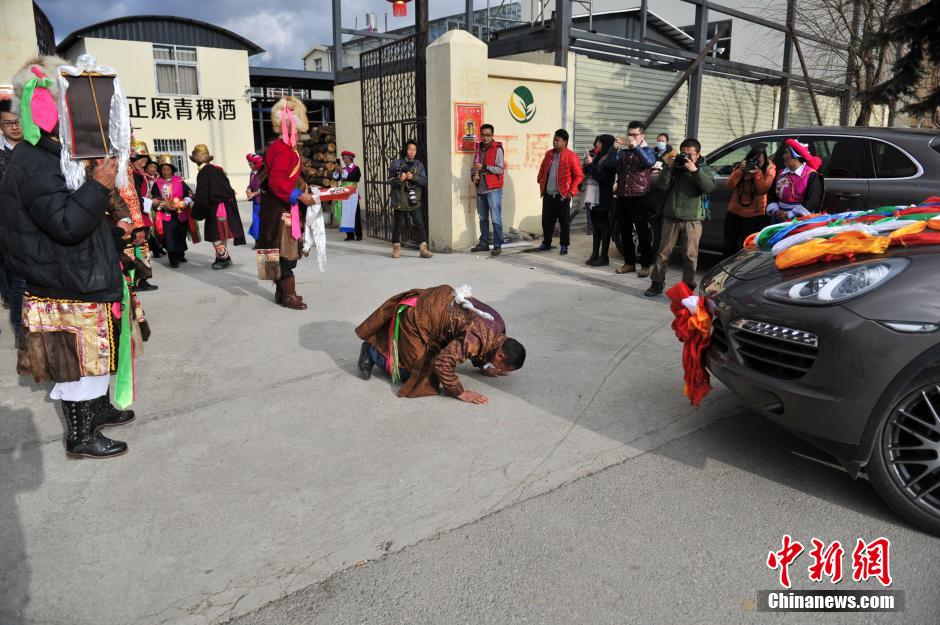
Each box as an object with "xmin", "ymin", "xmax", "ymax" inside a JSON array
[{"xmin": 300, "ymin": 124, "xmax": 339, "ymax": 188}]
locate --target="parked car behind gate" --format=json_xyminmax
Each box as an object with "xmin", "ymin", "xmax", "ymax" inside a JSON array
[{"xmin": 700, "ymin": 127, "xmax": 940, "ymax": 253}]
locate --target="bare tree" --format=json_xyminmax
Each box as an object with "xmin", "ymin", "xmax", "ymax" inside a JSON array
[{"xmin": 769, "ymin": 0, "xmax": 908, "ymax": 125}]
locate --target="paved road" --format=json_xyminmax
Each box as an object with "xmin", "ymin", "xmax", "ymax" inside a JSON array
[{"xmin": 1, "ymin": 214, "xmax": 936, "ymax": 625}]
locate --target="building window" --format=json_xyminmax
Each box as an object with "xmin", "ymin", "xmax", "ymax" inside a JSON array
[
  {"xmin": 153, "ymin": 139, "xmax": 189, "ymax": 179},
  {"xmin": 314, "ymin": 58, "xmax": 323, "ymax": 71},
  {"xmin": 154, "ymin": 45, "xmax": 199, "ymax": 95}
]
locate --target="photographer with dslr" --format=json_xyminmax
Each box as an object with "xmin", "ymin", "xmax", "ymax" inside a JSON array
[
  {"xmin": 723, "ymin": 146, "xmax": 775, "ymax": 257},
  {"xmin": 645, "ymin": 138, "xmax": 716, "ymax": 297},
  {"xmin": 389, "ymin": 139, "xmax": 431, "ymax": 259}
]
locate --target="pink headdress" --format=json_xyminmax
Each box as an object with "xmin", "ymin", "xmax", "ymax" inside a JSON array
[
  {"xmin": 785, "ymin": 138, "xmax": 822, "ymax": 171},
  {"xmin": 246, "ymin": 153, "xmax": 263, "ymax": 166}
]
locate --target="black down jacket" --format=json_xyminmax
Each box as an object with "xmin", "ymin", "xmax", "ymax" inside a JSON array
[{"xmin": 0, "ymin": 136, "xmax": 123, "ymax": 302}]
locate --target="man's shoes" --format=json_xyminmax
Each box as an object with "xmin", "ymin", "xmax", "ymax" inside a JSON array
[
  {"xmin": 644, "ymin": 282, "xmax": 664, "ymax": 297},
  {"xmin": 358, "ymin": 342, "xmax": 373, "ymax": 380},
  {"xmin": 62, "ymin": 400, "xmax": 127, "ymax": 458},
  {"xmin": 616, "ymin": 263, "xmax": 635, "ymax": 274},
  {"xmin": 212, "ymin": 256, "xmax": 233, "ymax": 270},
  {"xmin": 637, "ymin": 266, "xmax": 651, "ymax": 278},
  {"xmin": 471, "ymin": 243, "xmax": 489, "ymax": 253},
  {"xmin": 180, "ymin": 255, "xmax": 188, "ymax": 263},
  {"xmin": 491, "ymin": 248, "xmax": 501, "ymax": 257},
  {"xmin": 355, "ymin": 236, "xmax": 363, "ymax": 241},
  {"xmin": 345, "ymin": 233, "xmax": 355, "ymax": 241},
  {"xmin": 89, "ymin": 395, "xmax": 135, "ymax": 429},
  {"xmin": 590, "ymin": 256, "xmax": 609, "ymax": 267},
  {"xmin": 559, "ymin": 245, "xmax": 568, "ymax": 255},
  {"xmin": 419, "ymin": 242, "xmax": 433, "ymax": 258},
  {"xmin": 585, "ymin": 254, "xmax": 598, "ymax": 265},
  {"xmin": 169, "ymin": 258, "xmax": 180, "ymax": 268},
  {"xmin": 536, "ymin": 243, "xmax": 551, "ymax": 252},
  {"xmin": 135, "ymin": 279, "xmax": 158, "ymax": 291},
  {"xmin": 392, "ymin": 243, "xmax": 401, "ymax": 259}
]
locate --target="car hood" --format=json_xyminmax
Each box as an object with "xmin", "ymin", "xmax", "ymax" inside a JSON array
[
  {"xmin": 704, "ymin": 245, "xmax": 940, "ymax": 325},
  {"xmin": 715, "ymin": 249, "xmax": 778, "ymax": 280}
]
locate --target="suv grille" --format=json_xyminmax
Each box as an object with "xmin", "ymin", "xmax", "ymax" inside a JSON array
[
  {"xmin": 711, "ymin": 318, "xmax": 729, "ymax": 353},
  {"xmin": 730, "ymin": 319, "xmax": 819, "ymax": 380}
]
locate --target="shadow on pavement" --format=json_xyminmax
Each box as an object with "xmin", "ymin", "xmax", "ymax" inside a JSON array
[{"xmin": 0, "ymin": 408, "xmax": 44, "ymax": 625}]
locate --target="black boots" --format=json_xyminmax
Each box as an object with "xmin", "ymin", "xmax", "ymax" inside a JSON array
[
  {"xmin": 644, "ymin": 282, "xmax": 664, "ymax": 297},
  {"xmin": 62, "ymin": 399, "xmax": 127, "ymax": 458},
  {"xmin": 212, "ymin": 255, "xmax": 232, "ymax": 270},
  {"xmin": 89, "ymin": 395, "xmax": 135, "ymax": 429},
  {"xmin": 358, "ymin": 342, "xmax": 374, "ymax": 380}
]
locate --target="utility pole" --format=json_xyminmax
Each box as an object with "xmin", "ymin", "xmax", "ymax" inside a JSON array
[
  {"xmin": 777, "ymin": 0, "xmax": 796, "ymax": 128},
  {"xmin": 332, "ymin": 0, "xmax": 344, "ymax": 79},
  {"xmin": 839, "ymin": 0, "xmax": 861, "ymax": 126},
  {"xmin": 686, "ymin": 1, "xmax": 708, "ymax": 139}
]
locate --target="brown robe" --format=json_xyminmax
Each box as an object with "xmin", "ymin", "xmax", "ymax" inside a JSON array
[{"xmin": 355, "ymin": 285, "xmax": 507, "ymax": 398}]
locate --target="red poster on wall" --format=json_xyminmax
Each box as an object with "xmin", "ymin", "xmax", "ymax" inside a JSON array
[{"xmin": 454, "ymin": 102, "xmax": 483, "ymax": 153}]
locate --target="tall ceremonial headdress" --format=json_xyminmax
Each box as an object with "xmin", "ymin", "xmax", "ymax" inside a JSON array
[{"xmin": 12, "ymin": 54, "xmax": 131, "ymax": 190}]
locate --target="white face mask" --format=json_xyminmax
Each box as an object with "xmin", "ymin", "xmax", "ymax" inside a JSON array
[{"xmin": 656, "ymin": 141, "xmax": 667, "ymax": 151}]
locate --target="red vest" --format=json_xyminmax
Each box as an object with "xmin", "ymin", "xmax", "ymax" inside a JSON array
[{"xmin": 479, "ymin": 141, "xmax": 504, "ymax": 191}]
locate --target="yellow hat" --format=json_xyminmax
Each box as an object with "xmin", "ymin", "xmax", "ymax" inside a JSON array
[
  {"xmin": 189, "ymin": 143, "xmax": 213, "ymax": 164},
  {"xmin": 130, "ymin": 138, "xmax": 150, "ymax": 161},
  {"xmin": 156, "ymin": 154, "xmax": 177, "ymax": 173}
]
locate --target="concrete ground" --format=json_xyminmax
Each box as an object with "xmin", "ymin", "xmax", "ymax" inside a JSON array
[{"xmin": 1, "ymin": 206, "xmax": 938, "ymax": 625}]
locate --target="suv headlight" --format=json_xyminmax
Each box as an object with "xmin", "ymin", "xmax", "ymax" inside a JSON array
[{"xmin": 765, "ymin": 259, "xmax": 909, "ymax": 305}]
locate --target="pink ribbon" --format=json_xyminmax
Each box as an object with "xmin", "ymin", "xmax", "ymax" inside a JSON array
[
  {"xmin": 290, "ymin": 204, "xmax": 301, "ymax": 239},
  {"xmin": 280, "ymin": 107, "xmax": 298, "ymax": 148},
  {"xmin": 216, "ymin": 202, "xmax": 227, "ymax": 219}
]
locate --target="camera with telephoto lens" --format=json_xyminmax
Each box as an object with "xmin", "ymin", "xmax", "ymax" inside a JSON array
[
  {"xmin": 674, "ymin": 152, "xmax": 690, "ymax": 170},
  {"xmin": 398, "ymin": 163, "xmax": 419, "ymax": 207}
]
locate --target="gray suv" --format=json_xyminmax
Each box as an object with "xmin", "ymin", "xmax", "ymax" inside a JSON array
[
  {"xmin": 702, "ymin": 219, "xmax": 940, "ymax": 534},
  {"xmin": 701, "ymin": 127, "xmax": 940, "ymax": 252}
]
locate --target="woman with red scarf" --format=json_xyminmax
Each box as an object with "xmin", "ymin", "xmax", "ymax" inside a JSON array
[{"xmin": 255, "ymin": 96, "xmax": 318, "ymax": 310}]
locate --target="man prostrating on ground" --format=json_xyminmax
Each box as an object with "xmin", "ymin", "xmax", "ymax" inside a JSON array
[{"xmin": 355, "ymin": 285, "xmax": 526, "ymax": 404}]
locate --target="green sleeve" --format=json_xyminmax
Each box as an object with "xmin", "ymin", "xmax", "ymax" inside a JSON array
[
  {"xmin": 694, "ymin": 167, "xmax": 717, "ymax": 193},
  {"xmin": 654, "ymin": 167, "xmax": 672, "ymax": 190}
]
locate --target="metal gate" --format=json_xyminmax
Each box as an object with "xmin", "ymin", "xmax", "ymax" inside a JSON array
[{"xmin": 360, "ymin": 35, "xmax": 427, "ymax": 243}]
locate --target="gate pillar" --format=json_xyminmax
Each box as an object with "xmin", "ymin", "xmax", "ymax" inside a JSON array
[{"xmin": 425, "ymin": 30, "xmax": 489, "ymax": 253}]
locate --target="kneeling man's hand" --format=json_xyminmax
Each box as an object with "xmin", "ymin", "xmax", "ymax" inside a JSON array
[
  {"xmin": 482, "ymin": 367, "xmax": 508, "ymax": 378},
  {"xmin": 457, "ymin": 390, "xmax": 489, "ymax": 405}
]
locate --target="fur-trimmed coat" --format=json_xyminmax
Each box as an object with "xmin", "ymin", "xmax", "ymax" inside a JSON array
[{"xmin": 355, "ymin": 285, "xmax": 507, "ymax": 398}]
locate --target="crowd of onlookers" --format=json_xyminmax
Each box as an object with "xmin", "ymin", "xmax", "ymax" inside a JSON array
[{"xmin": 466, "ymin": 120, "xmax": 825, "ymax": 297}]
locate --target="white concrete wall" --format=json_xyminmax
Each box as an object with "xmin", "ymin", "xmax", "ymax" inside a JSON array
[
  {"xmin": 62, "ymin": 38, "xmax": 256, "ymax": 193},
  {"xmin": 0, "ymin": 0, "xmax": 38, "ymax": 85}
]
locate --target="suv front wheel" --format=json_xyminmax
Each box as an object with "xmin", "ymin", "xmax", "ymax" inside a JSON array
[{"xmin": 868, "ymin": 369, "xmax": 940, "ymax": 536}]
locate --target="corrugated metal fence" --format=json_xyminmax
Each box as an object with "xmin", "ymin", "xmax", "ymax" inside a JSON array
[{"xmin": 573, "ymin": 55, "xmax": 884, "ymax": 156}]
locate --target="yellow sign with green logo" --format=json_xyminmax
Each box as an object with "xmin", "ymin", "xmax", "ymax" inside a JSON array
[{"xmin": 508, "ymin": 86, "xmax": 536, "ymax": 124}]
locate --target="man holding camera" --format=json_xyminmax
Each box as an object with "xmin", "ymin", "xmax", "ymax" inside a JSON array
[
  {"xmin": 645, "ymin": 138, "xmax": 716, "ymax": 297},
  {"xmin": 614, "ymin": 121, "xmax": 657, "ymax": 277},
  {"xmin": 470, "ymin": 124, "xmax": 505, "ymax": 256}
]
